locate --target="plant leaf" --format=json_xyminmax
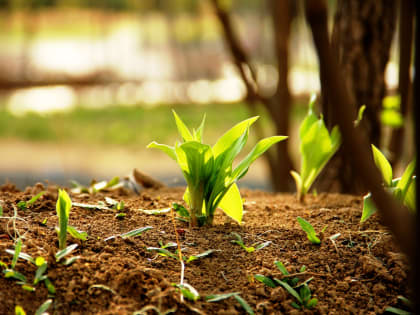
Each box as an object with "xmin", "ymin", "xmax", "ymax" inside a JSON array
[
  {"xmin": 233, "ymin": 294, "xmax": 255, "ymax": 315},
  {"xmin": 384, "ymin": 307, "xmax": 412, "ymax": 315},
  {"xmin": 395, "ymin": 159, "xmax": 416, "ymax": 202},
  {"xmin": 11, "ymin": 238, "xmax": 22, "ymax": 269},
  {"xmin": 35, "ymin": 299, "xmax": 52, "ymax": 315},
  {"xmin": 15, "ymin": 306, "xmax": 26, "ymax": 315},
  {"xmin": 254, "ymin": 274, "xmax": 276, "ymax": 288},
  {"xmin": 205, "ymin": 292, "xmax": 240, "ymax": 302},
  {"xmin": 360, "ymin": 193, "xmax": 377, "ymax": 223},
  {"xmin": 4, "ymin": 269, "xmax": 27, "ymax": 282},
  {"xmin": 371, "ymin": 144, "xmax": 393, "ymax": 186},
  {"xmin": 5, "ymin": 249, "xmax": 34, "ymax": 265},
  {"xmin": 274, "ymin": 261, "xmax": 289, "ymax": 275},
  {"xmin": 72, "ymin": 202, "xmax": 112, "ymax": 210},
  {"xmin": 186, "ymin": 249, "xmax": 214, "ymax": 263},
  {"xmin": 175, "ymin": 283, "xmax": 200, "ymax": 301},
  {"xmin": 217, "ymin": 183, "xmax": 243, "ymax": 223},
  {"xmin": 27, "ymin": 191, "xmax": 46, "ymax": 205},
  {"xmin": 147, "ymin": 142, "xmax": 177, "ymax": 161},
  {"xmin": 55, "ymin": 244, "xmax": 78, "ymax": 262},
  {"xmin": 232, "ymin": 136, "xmax": 287, "ymax": 181},
  {"xmin": 276, "ymin": 280, "xmax": 303, "ymax": 304},
  {"xmin": 120, "ymin": 226, "xmax": 153, "ymax": 238},
  {"xmin": 138, "ymin": 207, "xmax": 171, "ymax": 215},
  {"xmin": 67, "ymin": 225, "xmax": 88, "ymax": 241},
  {"xmin": 172, "ymin": 110, "xmax": 193, "ymax": 141},
  {"xmin": 146, "ymin": 247, "xmax": 178, "ymax": 260},
  {"xmin": 297, "ymin": 217, "xmax": 320, "ymax": 244}
]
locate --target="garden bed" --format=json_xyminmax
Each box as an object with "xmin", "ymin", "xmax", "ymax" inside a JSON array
[{"xmin": 0, "ymin": 183, "xmax": 410, "ymax": 314}]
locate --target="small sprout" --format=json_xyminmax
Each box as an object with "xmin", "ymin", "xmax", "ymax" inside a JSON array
[
  {"xmin": 173, "ymin": 283, "xmax": 200, "ymax": 301},
  {"xmin": 105, "ymin": 197, "xmax": 125, "ymax": 211},
  {"xmin": 115, "ymin": 213, "xmax": 126, "ymax": 219},
  {"xmin": 11, "ymin": 238, "xmax": 22, "ymax": 269},
  {"xmin": 277, "ymin": 282, "xmax": 317, "ymax": 310},
  {"xmin": 230, "ymin": 232, "xmax": 271, "ymax": 253},
  {"xmin": 147, "ymin": 246, "xmax": 214, "ymax": 263},
  {"xmin": 148, "ymin": 111, "xmax": 286, "ymax": 226},
  {"xmin": 35, "ymin": 299, "xmax": 53, "ymax": 315},
  {"xmin": 205, "ymin": 292, "xmax": 254, "ymax": 315},
  {"xmin": 66, "ymin": 225, "xmax": 88, "ymax": 241},
  {"xmin": 56, "ymin": 189, "xmax": 72, "ymax": 250},
  {"xmin": 34, "ymin": 257, "xmax": 47, "ymax": 285},
  {"xmin": 21, "ymin": 284, "xmax": 35, "ymax": 292},
  {"xmin": 44, "ymin": 278, "xmax": 56, "ymax": 294},
  {"xmin": 297, "ymin": 217, "xmax": 322, "ymax": 245},
  {"xmin": 354, "ymin": 105, "xmax": 366, "ymax": 127},
  {"xmin": 40, "ymin": 217, "xmax": 48, "ymax": 226},
  {"xmin": 290, "ymin": 94, "xmax": 341, "ymax": 202},
  {"xmin": 4, "ymin": 269, "xmax": 27, "ymax": 282},
  {"xmin": 361, "ymin": 145, "xmax": 416, "ymax": 222},
  {"xmin": 17, "ymin": 191, "xmax": 46, "ymax": 210}
]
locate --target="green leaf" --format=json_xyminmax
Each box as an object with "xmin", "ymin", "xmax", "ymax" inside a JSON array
[
  {"xmin": 5, "ymin": 249, "xmax": 34, "ymax": 265},
  {"xmin": 44, "ymin": 278, "xmax": 56, "ymax": 294},
  {"xmin": 15, "ymin": 306, "xmax": 26, "ymax": 315},
  {"xmin": 172, "ymin": 203, "xmax": 190, "ymax": 218},
  {"xmin": 63, "ymin": 256, "xmax": 80, "ymax": 266},
  {"xmin": 254, "ymin": 274, "xmax": 276, "ymax": 288},
  {"xmin": 354, "ymin": 105, "xmax": 366, "ymax": 126},
  {"xmin": 360, "ymin": 193, "xmax": 377, "ymax": 223},
  {"xmin": 55, "ymin": 243, "xmax": 78, "ymax": 262},
  {"xmin": 34, "ymin": 261, "xmax": 47, "ymax": 285},
  {"xmin": 395, "ymin": 159, "xmax": 416, "ymax": 202},
  {"xmin": 147, "ymin": 142, "xmax": 177, "ymax": 161},
  {"xmin": 277, "ymin": 280, "xmax": 303, "ymax": 304},
  {"xmin": 27, "ymin": 191, "xmax": 46, "ymax": 205},
  {"xmin": 212, "ymin": 116, "xmax": 258, "ymax": 159},
  {"xmin": 172, "ymin": 110, "xmax": 193, "ymax": 142},
  {"xmin": 193, "ymin": 113, "xmax": 206, "ymax": 142},
  {"xmin": 384, "ymin": 307, "xmax": 412, "ymax": 315},
  {"xmin": 371, "ymin": 144, "xmax": 393, "ymax": 186},
  {"xmin": 297, "ymin": 217, "xmax": 320, "ymax": 244},
  {"xmin": 35, "ymin": 299, "xmax": 52, "ymax": 315},
  {"xmin": 0, "ymin": 205, "xmax": 3, "ymax": 216},
  {"xmin": 11, "ymin": 238, "xmax": 22, "ymax": 269},
  {"xmin": 120, "ymin": 226, "xmax": 153, "ymax": 238},
  {"xmin": 56, "ymin": 189, "xmax": 72, "ymax": 250},
  {"xmin": 306, "ymin": 298, "xmax": 318, "ymax": 309},
  {"xmin": 233, "ymin": 294, "xmax": 255, "ymax": 315},
  {"xmin": 186, "ymin": 249, "xmax": 214, "ymax": 263},
  {"xmin": 67, "ymin": 225, "xmax": 88, "ymax": 241},
  {"xmin": 274, "ymin": 261, "xmax": 289, "ymax": 275},
  {"xmin": 255, "ymin": 241, "xmax": 271, "ymax": 250},
  {"xmin": 175, "ymin": 283, "xmax": 200, "ymax": 301},
  {"xmin": 4, "ymin": 269, "xmax": 27, "ymax": 282},
  {"xmin": 232, "ymin": 136, "xmax": 287, "ymax": 181},
  {"xmin": 21, "ymin": 285, "xmax": 35, "ymax": 292},
  {"xmin": 381, "ymin": 109, "xmax": 403, "ymax": 128},
  {"xmin": 146, "ymin": 247, "xmax": 178, "ymax": 260},
  {"xmin": 205, "ymin": 292, "xmax": 239, "ymax": 302},
  {"xmin": 217, "ymin": 183, "xmax": 243, "ymax": 223},
  {"xmin": 138, "ymin": 207, "xmax": 170, "ymax": 215}
]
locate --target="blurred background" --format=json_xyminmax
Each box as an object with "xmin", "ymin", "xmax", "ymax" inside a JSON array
[{"xmin": 0, "ymin": 0, "xmax": 409, "ymax": 191}]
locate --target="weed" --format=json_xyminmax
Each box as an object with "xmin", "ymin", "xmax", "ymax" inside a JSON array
[
  {"xmin": 290, "ymin": 94, "xmax": 341, "ymax": 201},
  {"xmin": 17, "ymin": 191, "xmax": 45, "ymax": 210},
  {"xmin": 148, "ymin": 111, "xmax": 286, "ymax": 226}
]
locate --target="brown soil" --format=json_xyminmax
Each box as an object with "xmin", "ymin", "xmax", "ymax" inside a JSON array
[{"xmin": 0, "ymin": 183, "xmax": 410, "ymax": 314}]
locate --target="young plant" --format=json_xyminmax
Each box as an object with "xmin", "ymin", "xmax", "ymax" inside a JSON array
[
  {"xmin": 206, "ymin": 292, "xmax": 255, "ymax": 315},
  {"xmin": 290, "ymin": 94, "xmax": 341, "ymax": 201},
  {"xmin": 56, "ymin": 189, "xmax": 72, "ymax": 250},
  {"xmin": 56, "ymin": 189, "xmax": 88, "ymax": 249},
  {"xmin": 230, "ymin": 232, "xmax": 271, "ymax": 253},
  {"xmin": 361, "ymin": 145, "xmax": 416, "ymax": 223},
  {"xmin": 148, "ymin": 111, "xmax": 287, "ymax": 226},
  {"xmin": 17, "ymin": 191, "xmax": 45, "ymax": 210},
  {"xmin": 255, "ymin": 261, "xmax": 316, "ymax": 310},
  {"xmin": 297, "ymin": 217, "xmax": 327, "ymax": 245}
]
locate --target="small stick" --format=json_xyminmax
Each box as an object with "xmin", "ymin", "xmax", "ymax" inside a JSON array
[
  {"xmin": 132, "ymin": 169, "xmax": 166, "ymax": 189},
  {"xmin": 170, "ymin": 204, "xmax": 185, "ymax": 302}
]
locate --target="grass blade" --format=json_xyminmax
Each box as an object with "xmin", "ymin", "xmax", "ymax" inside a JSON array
[
  {"xmin": 205, "ymin": 292, "xmax": 239, "ymax": 302},
  {"xmin": 254, "ymin": 274, "xmax": 276, "ymax": 288},
  {"xmin": 35, "ymin": 299, "xmax": 52, "ymax": 315},
  {"xmin": 120, "ymin": 226, "xmax": 153, "ymax": 238},
  {"xmin": 55, "ymin": 243, "xmax": 78, "ymax": 262},
  {"xmin": 233, "ymin": 294, "xmax": 254, "ymax": 315}
]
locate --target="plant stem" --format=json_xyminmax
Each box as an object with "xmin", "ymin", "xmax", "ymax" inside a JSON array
[{"xmin": 170, "ymin": 204, "xmax": 185, "ymax": 302}]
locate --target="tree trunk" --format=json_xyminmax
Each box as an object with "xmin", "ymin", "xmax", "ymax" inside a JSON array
[{"xmin": 317, "ymin": 0, "xmax": 397, "ymax": 193}]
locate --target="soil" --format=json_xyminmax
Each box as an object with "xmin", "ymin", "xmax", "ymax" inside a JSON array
[{"xmin": 0, "ymin": 182, "xmax": 410, "ymax": 314}]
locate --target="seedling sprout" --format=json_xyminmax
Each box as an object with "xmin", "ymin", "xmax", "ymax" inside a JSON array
[{"xmin": 148, "ymin": 111, "xmax": 287, "ymax": 226}]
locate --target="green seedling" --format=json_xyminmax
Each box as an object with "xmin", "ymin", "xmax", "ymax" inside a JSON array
[
  {"xmin": 104, "ymin": 226, "xmax": 153, "ymax": 241},
  {"xmin": 173, "ymin": 283, "xmax": 200, "ymax": 301},
  {"xmin": 297, "ymin": 217, "xmax": 327, "ymax": 245},
  {"xmin": 17, "ymin": 191, "xmax": 46, "ymax": 210},
  {"xmin": 105, "ymin": 197, "xmax": 125, "ymax": 211},
  {"xmin": 290, "ymin": 94, "xmax": 341, "ymax": 202},
  {"xmin": 55, "ymin": 243, "xmax": 78, "ymax": 263},
  {"xmin": 0, "ymin": 204, "xmax": 3, "ymax": 216},
  {"xmin": 56, "ymin": 190, "xmax": 88, "ymax": 249},
  {"xmin": 70, "ymin": 176, "xmax": 120, "ymax": 194},
  {"xmin": 354, "ymin": 105, "xmax": 366, "ymax": 127},
  {"xmin": 206, "ymin": 292, "xmax": 254, "ymax": 315},
  {"xmin": 255, "ymin": 261, "xmax": 315, "ymax": 309},
  {"xmin": 14, "ymin": 300, "xmax": 52, "ymax": 315},
  {"xmin": 148, "ymin": 111, "xmax": 287, "ymax": 226},
  {"xmin": 361, "ymin": 145, "xmax": 416, "ymax": 222},
  {"xmin": 230, "ymin": 232, "xmax": 271, "ymax": 253},
  {"xmin": 56, "ymin": 189, "xmax": 71, "ymax": 250},
  {"xmin": 115, "ymin": 213, "xmax": 126, "ymax": 219},
  {"xmin": 139, "ymin": 207, "xmax": 171, "ymax": 215},
  {"xmin": 147, "ymin": 246, "xmax": 214, "ymax": 263},
  {"xmin": 385, "ymin": 295, "xmax": 413, "ymax": 315}
]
